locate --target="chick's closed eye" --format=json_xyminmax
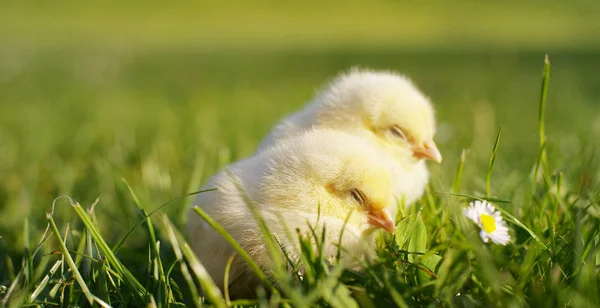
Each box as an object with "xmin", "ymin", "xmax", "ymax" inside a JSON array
[
  {"xmin": 350, "ymin": 189, "xmax": 367, "ymax": 205},
  {"xmin": 390, "ymin": 125, "xmax": 408, "ymax": 141}
]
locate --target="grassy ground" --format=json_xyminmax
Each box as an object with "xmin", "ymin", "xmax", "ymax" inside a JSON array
[
  {"xmin": 1, "ymin": 2, "xmax": 600, "ymax": 306},
  {"xmin": 1, "ymin": 47, "xmax": 598, "ymax": 307}
]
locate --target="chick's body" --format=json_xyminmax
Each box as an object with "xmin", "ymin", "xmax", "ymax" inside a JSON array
[
  {"xmin": 257, "ymin": 69, "xmax": 441, "ymax": 211},
  {"xmin": 188, "ymin": 129, "xmax": 395, "ymax": 297}
]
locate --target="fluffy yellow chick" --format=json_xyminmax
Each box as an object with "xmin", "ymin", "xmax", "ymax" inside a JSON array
[
  {"xmin": 257, "ymin": 68, "xmax": 442, "ymax": 213},
  {"xmin": 188, "ymin": 129, "xmax": 396, "ymax": 297}
]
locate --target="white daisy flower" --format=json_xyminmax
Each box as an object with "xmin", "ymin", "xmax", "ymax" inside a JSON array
[{"xmin": 463, "ymin": 200, "xmax": 511, "ymax": 245}]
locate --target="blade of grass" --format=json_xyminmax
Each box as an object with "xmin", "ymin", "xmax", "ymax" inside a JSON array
[
  {"xmin": 112, "ymin": 188, "xmax": 217, "ymax": 253},
  {"xmin": 46, "ymin": 213, "xmax": 94, "ymax": 305},
  {"xmin": 336, "ymin": 210, "xmax": 354, "ymax": 261},
  {"xmin": 163, "ymin": 222, "xmax": 200, "ymax": 308},
  {"xmin": 486, "ymin": 126, "xmax": 502, "ymax": 198},
  {"xmin": 533, "ymin": 55, "xmax": 552, "ymax": 192},
  {"xmin": 223, "ymin": 255, "xmax": 235, "ymax": 306},
  {"xmin": 229, "ymin": 184, "xmax": 313, "ymax": 307},
  {"xmin": 96, "ymin": 258, "xmax": 111, "ymax": 306},
  {"xmin": 385, "ymin": 275, "xmax": 409, "ymax": 308},
  {"xmin": 435, "ymin": 192, "xmax": 511, "ymax": 203},
  {"xmin": 453, "ymin": 149, "xmax": 468, "ymax": 194},
  {"xmin": 0, "ymin": 270, "xmax": 23, "ymax": 306},
  {"xmin": 274, "ymin": 211, "xmax": 303, "ymax": 266},
  {"xmin": 24, "ymin": 219, "xmax": 33, "ymax": 287},
  {"xmin": 226, "ymin": 170, "xmax": 286, "ymax": 279},
  {"xmin": 395, "ymin": 195, "xmax": 407, "ymax": 221},
  {"xmin": 180, "ymin": 243, "xmax": 226, "ymax": 308},
  {"xmin": 162, "ymin": 214, "xmax": 224, "ymax": 307},
  {"xmin": 192, "ymin": 206, "xmax": 273, "ymax": 290},
  {"xmin": 121, "ymin": 179, "xmax": 168, "ymax": 306},
  {"xmin": 73, "ymin": 228, "xmax": 87, "ymax": 275},
  {"xmin": 69, "ymin": 198, "xmax": 148, "ymax": 303},
  {"xmin": 92, "ymin": 295, "xmax": 112, "ymax": 308},
  {"xmin": 538, "ymin": 55, "xmax": 551, "ymax": 168},
  {"xmin": 48, "ymin": 276, "xmax": 62, "ymax": 300},
  {"xmin": 5, "ymin": 252, "xmax": 15, "ymax": 281},
  {"xmin": 29, "ymin": 260, "xmax": 62, "ymax": 302}
]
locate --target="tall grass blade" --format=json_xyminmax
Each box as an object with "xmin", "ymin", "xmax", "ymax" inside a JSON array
[
  {"xmin": 112, "ymin": 188, "xmax": 216, "ymax": 253},
  {"xmin": 163, "ymin": 225, "xmax": 200, "ymax": 307},
  {"xmin": 181, "ymin": 243, "xmax": 226, "ymax": 308},
  {"xmin": 538, "ymin": 55, "xmax": 551, "ymax": 164},
  {"xmin": 192, "ymin": 206, "xmax": 273, "ymax": 290},
  {"xmin": 121, "ymin": 179, "xmax": 168, "ymax": 305},
  {"xmin": 46, "ymin": 213, "xmax": 94, "ymax": 305},
  {"xmin": 486, "ymin": 126, "xmax": 502, "ymax": 198},
  {"xmin": 92, "ymin": 295, "xmax": 112, "ymax": 308},
  {"xmin": 69, "ymin": 199, "xmax": 148, "ymax": 303},
  {"xmin": 453, "ymin": 149, "xmax": 468, "ymax": 194},
  {"xmin": 435, "ymin": 192, "xmax": 511, "ymax": 203},
  {"xmin": 533, "ymin": 55, "xmax": 552, "ymax": 190},
  {"xmin": 226, "ymin": 170, "xmax": 286, "ymax": 281},
  {"xmin": 223, "ymin": 255, "xmax": 235, "ymax": 306},
  {"xmin": 29, "ymin": 260, "xmax": 62, "ymax": 302},
  {"xmin": 162, "ymin": 214, "xmax": 224, "ymax": 307},
  {"xmin": 24, "ymin": 219, "xmax": 32, "ymax": 286}
]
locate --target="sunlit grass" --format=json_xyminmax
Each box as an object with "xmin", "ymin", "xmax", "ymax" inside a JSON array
[{"xmin": 0, "ymin": 50, "xmax": 598, "ymax": 306}]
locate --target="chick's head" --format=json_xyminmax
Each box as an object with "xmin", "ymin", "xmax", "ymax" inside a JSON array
[
  {"xmin": 312, "ymin": 68, "xmax": 442, "ymax": 163},
  {"xmin": 259, "ymin": 129, "xmax": 395, "ymax": 233}
]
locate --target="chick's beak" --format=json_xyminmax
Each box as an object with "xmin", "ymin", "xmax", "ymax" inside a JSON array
[
  {"xmin": 367, "ymin": 209, "xmax": 395, "ymax": 233},
  {"xmin": 413, "ymin": 140, "xmax": 442, "ymax": 163}
]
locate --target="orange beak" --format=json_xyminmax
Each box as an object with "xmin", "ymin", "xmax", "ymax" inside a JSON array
[
  {"xmin": 413, "ymin": 140, "xmax": 442, "ymax": 163},
  {"xmin": 367, "ymin": 209, "xmax": 395, "ymax": 233}
]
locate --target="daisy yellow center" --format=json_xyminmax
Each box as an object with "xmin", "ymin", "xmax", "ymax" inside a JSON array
[{"xmin": 480, "ymin": 214, "xmax": 496, "ymax": 233}]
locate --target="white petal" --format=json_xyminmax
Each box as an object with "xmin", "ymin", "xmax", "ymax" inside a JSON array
[
  {"xmin": 490, "ymin": 235, "xmax": 510, "ymax": 245},
  {"xmin": 464, "ymin": 205, "xmax": 481, "ymax": 224},
  {"xmin": 488, "ymin": 229, "xmax": 511, "ymax": 245},
  {"xmin": 485, "ymin": 203, "xmax": 496, "ymax": 215},
  {"xmin": 495, "ymin": 220, "xmax": 509, "ymax": 230},
  {"xmin": 479, "ymin": 230, "xmax": 490, "ymax": 243}
]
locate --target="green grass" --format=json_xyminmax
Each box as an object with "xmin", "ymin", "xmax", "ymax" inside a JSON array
[{"xmin": 1, "ymin": 5, "xmax": 600, "ymax": 303}]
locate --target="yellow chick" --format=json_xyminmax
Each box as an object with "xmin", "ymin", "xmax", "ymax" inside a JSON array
[
  {"xmin": 257, "ymin": 68, "xmax": 442, "ymax": 213},
  {"xmin": 188, "ymin": 129, "xmax": 396, "ymax": 297}
]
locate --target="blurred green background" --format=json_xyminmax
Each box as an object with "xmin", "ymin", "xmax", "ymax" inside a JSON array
[{"xmin": 1, "ymin": 1, "xmax": 599, "ymax": 259}]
